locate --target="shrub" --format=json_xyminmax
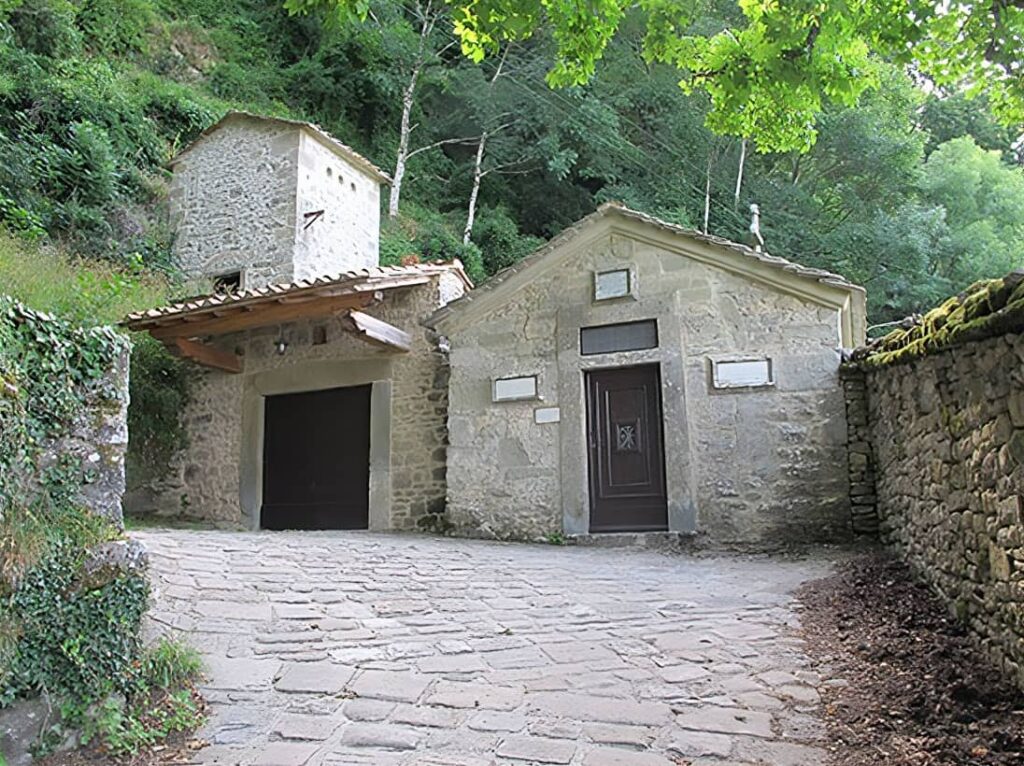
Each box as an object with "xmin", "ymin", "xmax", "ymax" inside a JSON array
[
  {"xmin": 0, "ymin": 297, "xmax": 203, "ymax": 755},
  {"xmin": 127, "ymin": 335, "xmax": 190, "ymax": 480},
  {"xmin": 380, "ymin": 204, "xmax": 486, "ymax": 283}
]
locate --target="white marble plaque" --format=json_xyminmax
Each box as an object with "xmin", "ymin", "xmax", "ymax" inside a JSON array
[
  {"xmin": 534, "ymin": 407, "xmax": 560, "ymax": 424},
  {"xmin": 594, "ymin": 269, "xmax": 631, "ymax": 300},
  {"xmin": 712, "ymin": 358, "xmax": 773, "ymax": 389},
  {"xmin": 493, "ymin": 375, "xmax": 538, "ymax": 402}
]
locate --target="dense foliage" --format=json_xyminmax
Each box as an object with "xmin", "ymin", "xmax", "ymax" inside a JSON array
[
  {"xmin": 0, "ymin": 0, "xmax": 1022, "ymax": 323},
  {"xmin": 0, "ymin": 232, "xmax": 190, "ymax": 480},
  {"xmin": 0, "ymin": 297, "xmax": 201, "ymax": 756}
]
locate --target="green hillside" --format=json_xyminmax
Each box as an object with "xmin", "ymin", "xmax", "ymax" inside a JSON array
[{"xmin": 1, "ymin": 0, "xmax": 1023, "ymax": 322}]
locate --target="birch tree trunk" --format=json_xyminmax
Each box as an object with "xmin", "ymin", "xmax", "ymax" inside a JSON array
[
  {"xmin": 388, "ymin": 1, "xmax": 435, "ymax": 220},
  {"xmin": 463, "ymin": 132, "xmax": 487, "ymax": 244},
  {"xmin": 388, "ymin": 63, "xmax": 420, "ymax": 219},
  {"xmin": 733, "ymin": 138, "xmax": 747, "ymax": 209}
]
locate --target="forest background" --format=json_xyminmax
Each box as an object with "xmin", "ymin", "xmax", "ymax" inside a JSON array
[{"xmin": 1, "ymin": 0, "xmax": 1023, "ymax": 327}]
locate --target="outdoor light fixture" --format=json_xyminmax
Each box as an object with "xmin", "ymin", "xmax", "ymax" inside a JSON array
[{"xmin": 274, "ymin": 328, "xmax": 288, "ymax": 356}]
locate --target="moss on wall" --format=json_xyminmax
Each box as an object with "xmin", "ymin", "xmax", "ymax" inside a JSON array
[{"xmin": 855, "ymin": 272, "xmax": 1024, "ymax": 368}]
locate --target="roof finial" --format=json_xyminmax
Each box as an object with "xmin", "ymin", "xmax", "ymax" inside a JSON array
[{"xmin": 749, "ymin": 203, "xmax": 765, "ymax": 253}]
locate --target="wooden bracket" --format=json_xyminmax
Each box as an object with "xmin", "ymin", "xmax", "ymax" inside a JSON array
[
  {"xmin": 342, "ymin": 311, "xmax": 412, "ymax": 352},
  {"xmin": 172, "ymin": 337, "xmax": 243, "ymax": 374}
]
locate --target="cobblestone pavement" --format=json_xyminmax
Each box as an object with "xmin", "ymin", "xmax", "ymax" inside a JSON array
[{"xmin": 136, "ymin": 530, "xmax": 835, "ymax": 766}]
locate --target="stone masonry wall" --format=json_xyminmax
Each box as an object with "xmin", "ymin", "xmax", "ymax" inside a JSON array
[
  {"xmin": 170, "ymin": 115, "xmax": 300, "ymax": 288},
  {"xmin": 445, "ymin": 228, "xmax": 853, "ymax": 545},
  {"xmin": 126, "ymin": 281, "xmax": 451, "ymax": 531},
  {"xmin": 840, "ymin": 365, "xmax": 879, "ymax": 534},
  {"xmin": 864, "ymin": 333, "xmax": 1024, "ymax": 688},
  {"xmin": 293, "ymin": 130, "xmax": 381, "ymax": 279}
]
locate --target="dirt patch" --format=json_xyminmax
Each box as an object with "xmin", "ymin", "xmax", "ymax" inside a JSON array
[{"xmin": 797, "ymin": 555, "xmax": 1024, "ymax": 765}]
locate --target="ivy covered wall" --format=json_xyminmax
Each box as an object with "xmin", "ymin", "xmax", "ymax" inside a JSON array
[{"xmin": 0, "ymin": 296, "xmax": 130, "ymax": 527}]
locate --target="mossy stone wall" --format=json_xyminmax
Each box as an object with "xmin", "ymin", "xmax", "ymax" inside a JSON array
[{"xmin": 852, "ymin": 274, "xmax": 1024, "ymax": 690}]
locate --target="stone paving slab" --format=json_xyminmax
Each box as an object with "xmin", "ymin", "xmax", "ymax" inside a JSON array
[{"xmin": 136, "ymin": 530, "xmax": 835, "ymax": 765}]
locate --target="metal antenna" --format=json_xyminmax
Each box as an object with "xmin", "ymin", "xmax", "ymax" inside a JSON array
[{"xmin": 749, "ymin": 203, "xmax": 765, "ymax": 252}]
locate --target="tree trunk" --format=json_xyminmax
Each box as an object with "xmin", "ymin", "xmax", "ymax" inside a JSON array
[
  {"xmin": 703, "ymin": 150, "xmax": 712, "ymax": 235},
  {"xmin": 733, "ymin": 138, "xmax": 747, "ymax": 209},
  {"xmin": 463, "ymin": 132, "xmax": 488, "ymax": 244},
  {"xmin": 388, "ymin": 62, "xmax": 421, "ymax": 220}
]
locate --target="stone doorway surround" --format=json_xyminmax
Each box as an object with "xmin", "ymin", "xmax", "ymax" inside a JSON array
[
  {"xmin": 239, "ymin": 359, "xmax": 393, "ymax": 531},
  {"xmin": 556, "ymin": 292, "xmax": 698, "ymax": 538}
]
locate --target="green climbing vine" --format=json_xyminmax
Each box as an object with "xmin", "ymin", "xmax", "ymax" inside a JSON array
[
  {"xmin": 0, "ymin": 296, "xmax": 203, "ymax": 757},
  {"xmin": 0, "ymin": 295, "xmax": 128, "ymax": 519}
]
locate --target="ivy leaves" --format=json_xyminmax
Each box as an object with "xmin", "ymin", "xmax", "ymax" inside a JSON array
[{"xmin": 0, "ymin": 297, "xmax": 127, "ymax": 508}]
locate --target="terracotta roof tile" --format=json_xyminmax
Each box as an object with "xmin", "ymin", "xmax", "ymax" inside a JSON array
[{"xmin": 123, "ymin": 261, "xmax": 470, "ymax": 329}]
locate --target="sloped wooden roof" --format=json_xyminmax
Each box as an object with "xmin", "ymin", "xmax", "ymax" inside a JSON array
[{"xmin": 124, "ymin": 262, "xmax": 470, "ymax": 339}]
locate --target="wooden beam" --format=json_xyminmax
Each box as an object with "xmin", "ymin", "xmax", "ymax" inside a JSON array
[
  {"xmin": 343, "ymin": 311, "xmax": 412, "ymax": 352},
  {"xmin": 150, "ymin": 293, "xmax": 379, "ymax": 340},
  {"xmin": 172, "ymin": 338, "xmax": 243, "ymax": 373}
]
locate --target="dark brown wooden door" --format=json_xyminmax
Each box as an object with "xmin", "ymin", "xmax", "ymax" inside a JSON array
[
  {"xmin": 586, "ymin": 365, "xmax": 668, "ymax": 532},
  {"xmin": 261, "ymin": 384, "xmax": 371, "ymax": 530}
]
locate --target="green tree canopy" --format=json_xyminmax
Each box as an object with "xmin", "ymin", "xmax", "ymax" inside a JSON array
[{"xmin": 287, "ymin": 0, "xmax": 1024, "ymax": 153}]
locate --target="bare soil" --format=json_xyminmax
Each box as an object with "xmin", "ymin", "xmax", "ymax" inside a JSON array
[{"xmin": 797, "ymin": 555, "xmax": 1024, "ymax": 765}]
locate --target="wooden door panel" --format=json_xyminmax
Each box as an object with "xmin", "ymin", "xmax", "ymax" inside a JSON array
[
  {"xmin": 261, "ymin": 384, "xmax": 371, "ymax": 530},
  {"xmin": 587, "ymin": 366, "xmax": 668, "ymax": 532}
]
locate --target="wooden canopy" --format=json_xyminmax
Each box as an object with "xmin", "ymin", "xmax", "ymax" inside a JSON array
[{"xmin": 124, "ymin": 263, "xmax": 469, "ymax": 373}]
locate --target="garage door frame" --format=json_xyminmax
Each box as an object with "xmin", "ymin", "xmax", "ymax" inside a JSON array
[{"xmin": 238, "ymin": 358, "xmax": 392, "ymax": 531}]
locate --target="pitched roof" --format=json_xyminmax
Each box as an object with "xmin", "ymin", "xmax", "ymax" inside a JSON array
[
  {"xmin": 427, "ymin": 203, "xmax": 866, "ymax": 346},
  {"xmin": 124, "ymin": 261, "xmax": 471, "ymax": 332},
  {"xmin": 169, "ymin": 111, "xmax": 392, "ymax": 184}
]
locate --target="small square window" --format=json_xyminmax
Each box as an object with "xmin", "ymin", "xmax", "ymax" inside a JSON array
[
  {"xmin": 711, "ymin": 358, "xmax": 774, "ymax": 389},
  {"xmin": 594, "ymin": 269, "xmax": 632, "ymax": 301},
  {"xmin": 493, "ymin": 375, "xmax": 539, "ymax": 402},
  {"xmin": 213, "ymin": 271, "xmax": 241, "ymax": 294}
]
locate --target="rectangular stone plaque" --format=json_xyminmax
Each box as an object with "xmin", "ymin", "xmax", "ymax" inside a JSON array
[
  {"xmin": 493, "ymin": 375, "xmax": 538, "ymax": 402},
  {"xmin": 594, "ymin": 268, "xmax": 631, "ymax": 301},
  {"xmin": 534, "ymin": 407, "xmax": 560, "ymax": 424},
  {"xmin": 712, "ymin": 358, "xmax": 774, "ymax": 389}
]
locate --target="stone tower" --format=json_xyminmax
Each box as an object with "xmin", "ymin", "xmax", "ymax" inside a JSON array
[{"xmin": 167, "ymin": 111, "xmax": 390, "ymax": 290}]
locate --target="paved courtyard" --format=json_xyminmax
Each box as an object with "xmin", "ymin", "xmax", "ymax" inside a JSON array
[{"xmin": 137, "ymin": 530, "xmax": 836, "ymax": 766}]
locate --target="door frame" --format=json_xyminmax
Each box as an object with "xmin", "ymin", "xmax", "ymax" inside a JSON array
[
  {"xmin": 239, "ymin": 358, "xmax": 393, "ymax": 531},
  {"xmin": 584, "ymin": 362, "xmax": 669, "ymax": 533}
]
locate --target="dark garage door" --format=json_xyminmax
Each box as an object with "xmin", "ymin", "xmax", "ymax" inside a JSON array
[{"xmin": 261, "ymin": 384, "xmax": 371, "ymax": 530}]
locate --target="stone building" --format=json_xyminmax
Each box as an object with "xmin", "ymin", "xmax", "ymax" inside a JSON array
[
  {"xmin": 128, "ymin": 112, "xmax": 868, "ymax": 544},
  {"xmin": 126, "ymin": 112, "xmax": 471, "ymax": 531},
  {"xmin": 427, "ymin": 205, "xmax": 866, "ymax": 545}
]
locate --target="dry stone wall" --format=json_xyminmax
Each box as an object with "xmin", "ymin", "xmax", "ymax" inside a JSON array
[
  {"xmin": 855, "ymin": 276, "xmax": 1024, "ymax": 689},
  {"xmin": 840, "ymin": 366, "xmax": 878, "ymax": 534},
  {"xmin": 863, "ymin": 335, "xmax": 1024, "ymax": 688}
]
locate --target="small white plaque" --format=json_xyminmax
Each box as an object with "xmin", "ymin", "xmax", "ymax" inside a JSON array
[
  {"xmin": 493, "ymin": 375, "xmax": 538, "ymax": 402},
  {"xmin": 594, "ymin": 269, "xmax": 631, "ymax": 301},
  {"xmin": 534, "ymin": 407, "xmax": 560, "ymax": 424},
  {"xmin": 712, "ymin": 358, "xmax": 774, "ymax": 389}
]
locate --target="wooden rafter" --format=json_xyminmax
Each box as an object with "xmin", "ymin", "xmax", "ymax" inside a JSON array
[
  {"xmin": 342, "ymin": 311, "xmax": 412, "ymax": 352},
  {"xmin": 150, "ymin": 292, "xmax": 382, "ymax": 341},
  {"xmin": 172, "ymin": 338, "xmax": 243, "ymax": 374}
]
